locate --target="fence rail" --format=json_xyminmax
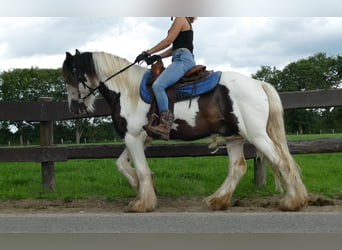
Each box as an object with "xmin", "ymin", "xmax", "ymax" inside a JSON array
[
  {"xmin": 0, "ymin": 138, "xmax": 341, "ymax": 163},
  {"xmin": 1, "ymin": 89, "xmax": 341, "ymax": 122},
  {"xmin": 0, "ymin": 89, "xmax": 341, "ymax": 189}
]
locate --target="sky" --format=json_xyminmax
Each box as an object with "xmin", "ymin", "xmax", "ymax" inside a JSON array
[
  {"xmin": 0, "ymin": 17, "xmax": 341, "ymax": 76},
  {"xmin": 0, "ymin": 1, "xmax": 341, "ymax": 77}
]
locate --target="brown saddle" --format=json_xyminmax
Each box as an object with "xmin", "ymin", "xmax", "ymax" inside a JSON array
[{"xmin": 147, "ymin": 60, "xmax": 212, "ymax": 87}]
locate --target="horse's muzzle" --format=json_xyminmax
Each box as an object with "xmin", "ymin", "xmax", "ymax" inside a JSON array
[{"xmin": 70, "ymin": 100, "xmax": 88, "ymax": 115}]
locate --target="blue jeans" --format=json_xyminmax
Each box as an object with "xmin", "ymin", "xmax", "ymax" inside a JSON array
[{"xmin": 152, "ymin": 48, "xmax": 195, "ymax": 112}]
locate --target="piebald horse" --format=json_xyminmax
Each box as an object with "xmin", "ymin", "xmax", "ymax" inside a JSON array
[{"xmin": 62, "ymin": 50, "xmax": 309, "ymax": 212}]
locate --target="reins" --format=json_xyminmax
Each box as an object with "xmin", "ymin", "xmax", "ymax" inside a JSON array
[{"xmin": 80, "ymin": 61, "xmax": 137, "ymax": 101}]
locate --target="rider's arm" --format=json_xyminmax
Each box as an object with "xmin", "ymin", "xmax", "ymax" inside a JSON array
[
  {"xmin": 146, "ymin": 17, "xmax": 184, "ymax": 55},
  {"xmin": 158, "ymin": 47, "xmax": 173, "ymax": 58}
]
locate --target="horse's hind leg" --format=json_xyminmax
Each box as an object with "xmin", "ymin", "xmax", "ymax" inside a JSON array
[
  {"xmin": 203, "ymin": 137, "xmax": 246, "ymax": 210},
  {"xmin": 251, "ymin": 136, "xmax": 309, "ymax": 211}
]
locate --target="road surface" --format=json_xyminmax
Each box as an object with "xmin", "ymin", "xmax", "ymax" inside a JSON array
[{"xmin": 0, "ymin": 212, "xmax": 341, "ymax": 233}]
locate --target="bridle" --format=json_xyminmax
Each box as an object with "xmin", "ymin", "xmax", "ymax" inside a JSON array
[
  {"xmin": 71, "ymin": 63, "xmax": 97, "ymax": 101},
  {"xmin": 71, "ymin": 56, "xmax": 137, "ymax": 102}
]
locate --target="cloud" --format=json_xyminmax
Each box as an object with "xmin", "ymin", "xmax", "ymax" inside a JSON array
[
  {"xmin": 0, "ymin": 17, "xmax": 126, "ymax": 58},
  {"xmin": 194, "ymin": 17, "xmax": 342, "ymax": 74},
  {"xmin": 77, "ymin": 18, "xmax": 166, "ymax": 60},
  {"xmin": 0, "ymin": 17, "xmax": 341, "ymax": 76}
]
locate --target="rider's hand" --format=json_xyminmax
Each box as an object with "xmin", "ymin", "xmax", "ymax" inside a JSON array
[
  {"xmin": 145, "ymin": 55, "xmax": 162, "ymax": 65},
  {"xmin": 135, "ymin": 51, "xmax": 150, "ymax": 63}
]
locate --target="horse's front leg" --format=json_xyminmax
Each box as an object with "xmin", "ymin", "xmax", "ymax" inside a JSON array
[
  {"xmin": 116, "ymin": 133, "xmax": 155, "ymax": 193},
  {"xmin": 116, "ymin": 148, "xmax": 139, "ymax": 192},
  {"xmin": 124, "ymin": 131, "xmax": 157, "ymax": 212}
]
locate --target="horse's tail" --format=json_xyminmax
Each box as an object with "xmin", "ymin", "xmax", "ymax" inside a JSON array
[
  {"xmin": 262, "ymin": 82, "xmax": 309, "ymax": 210},
  {"xmin": 262, "ymin": 82, "xmax": 303, "ymax": 191},
  {"xmin": 262, "ymin": 82, "xmax": 287, "ymax": 151}
]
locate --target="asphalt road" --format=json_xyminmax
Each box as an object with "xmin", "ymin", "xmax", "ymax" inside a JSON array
[{"xmin": 0, "ymin": 212, "xmax": 341, "ymax": 233}]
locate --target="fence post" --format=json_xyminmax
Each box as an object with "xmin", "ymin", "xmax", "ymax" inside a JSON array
[
  {"xmin": 39, "ymin": 97, "xmax": 55, "ymax": 191},
  {"xmin": 254, "ymin": 156, "xmax": 266, "ymax": 187}
]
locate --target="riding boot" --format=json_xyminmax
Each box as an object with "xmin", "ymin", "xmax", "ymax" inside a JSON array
[{"xmin": 149, "ymin": 110, "xmax": 174, "ymax": 140}]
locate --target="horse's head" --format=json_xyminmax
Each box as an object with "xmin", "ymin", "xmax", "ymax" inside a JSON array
[{"xmin": 62, "ymin": 49, "xmax": 97, "ymax": 115}]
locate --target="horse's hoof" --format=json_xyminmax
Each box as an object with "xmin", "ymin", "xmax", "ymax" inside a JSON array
[
  {"xmin": 124, "ymin": 199, "xmax": 157, "ymax": 213},
  {"xmin": 203, "ymin": 193, "xmax": 231, "ymax": 211},
  {"xmin": 279, "ymin": 194, "xmax": 309, "ymax": 211}
]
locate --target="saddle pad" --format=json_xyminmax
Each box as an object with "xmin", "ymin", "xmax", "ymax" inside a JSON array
[{"xmin": 140, "ymin": 70, "xmax": 222, "ymax": 104}]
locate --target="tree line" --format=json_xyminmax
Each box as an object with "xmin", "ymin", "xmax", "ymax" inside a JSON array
[
  {"xmin": 0, "ymin": 68, "xmax": 119, "ymax": 146},
  {"xmin": 0, "ymin": 52, "xmax": 341, "ymax": 146},
  {"xmin": 252, "ymin": 53, "xmax": 341, "ymax": 134}
]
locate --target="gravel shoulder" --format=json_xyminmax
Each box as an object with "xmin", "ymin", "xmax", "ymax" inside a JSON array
[{"xmin": 0, "ymin": 194, "xmax": 341, "ymax": 213}]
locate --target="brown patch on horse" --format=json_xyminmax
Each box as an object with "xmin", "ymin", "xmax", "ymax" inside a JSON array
[
  {"xmin": 197, "ymin": 85, "xmax": 239, "ymax": 136},
  {"xmin": 169, "ymin": 85, "xmax": 240, "ymax": 141},
  {"xmin": 234, "ymin": 156, "xmax": 246, "ymax": 167},
  {"xmin": 98, "ymin": 83, "xmax": 128, "ymax": 138}
]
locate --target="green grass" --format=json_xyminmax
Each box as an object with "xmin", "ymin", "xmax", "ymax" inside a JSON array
[
  {"xmin": 0, "ymin": 133, "xmax": 340, "ymax": 200},
  {"xmin": 286, "ymin": 133, "xmax": 342, "ymax": 140},
  {"xmin": 295, "ymin": 153, "xmax": 342, "ymax": 196},
  {"xmin": 0, "ymin": 152, "xmax": 341, "ymax": 201}
]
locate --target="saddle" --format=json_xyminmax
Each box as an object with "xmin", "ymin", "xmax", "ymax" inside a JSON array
[{"xmin": 147, "ymin": 60, "xmax": 212, "ymax": 87}]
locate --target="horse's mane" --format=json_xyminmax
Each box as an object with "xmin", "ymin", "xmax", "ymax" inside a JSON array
[{"xmin": 92, "ymin": 51, "xmax": 147, "ymax": 107}]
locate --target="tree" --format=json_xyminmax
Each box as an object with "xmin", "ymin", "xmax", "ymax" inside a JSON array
[
  {"xmin": 0, "ymin": 68, "xmax": 66, "ymax": 101},
  {"xmin": 0, "ymin": 68, "xmax": 67, "ymax": 145},
  {"xmin": 251, "ymin": 65, "xmax": 282, "ymax": 90},
  {"xmin": 83, "ymin": 116, "xmax": 121, "ymax": 143},
  {"xmin": 0, "ymin": 67, "xmax": 115, "ymax": 145},
  {"xmin": 0, "ymin": 123, "xmax": 14, "ymax": 146},
  {"xmin": 253, "ymin": 53, "xmax": 342, "ymax": 134},
  {"xmin": 280, "ymin": 53, "xmax": 336, "ymax": 91}
]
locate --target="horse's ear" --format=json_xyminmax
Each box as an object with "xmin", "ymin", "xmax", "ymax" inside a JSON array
[
  {"xmin": 66, "ymin": 52, "xmax": 72, "ymax": 59},
  {"xmin": 75, "ymin": 49, "xmax": 80, "ymax": 55}
]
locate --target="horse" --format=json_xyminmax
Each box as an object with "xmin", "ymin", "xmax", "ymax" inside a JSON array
[{"xmin": 62, "ymin": 49, "xmax": 309, "ymax": 212}]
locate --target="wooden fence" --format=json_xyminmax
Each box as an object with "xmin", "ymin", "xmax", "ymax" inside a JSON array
[{"xmin": 0, "ymin": 89, "xmax": 341, "ymax": 190}]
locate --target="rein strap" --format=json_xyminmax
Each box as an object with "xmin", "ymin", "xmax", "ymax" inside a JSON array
[
  {"xmin": 102, "ymin": 62, "xmax": 136, "ymax": 84},
  {"xmin": 81, "ymin": 61, "xmax": 137, "ymax": 101}
]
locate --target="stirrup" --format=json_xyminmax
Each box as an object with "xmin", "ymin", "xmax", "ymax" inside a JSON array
[
  {"xmin": 144, "ymin": 113, "xmax": 159, "ymax": 132},
  {"xmin": 149, "ymin": 126, "xmax": 171, "ymax": 140}
]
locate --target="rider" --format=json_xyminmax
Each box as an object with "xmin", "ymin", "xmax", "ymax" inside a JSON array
[{"xmin": 135, "ymin": 17, "xmax": 196, "ymax": 140}]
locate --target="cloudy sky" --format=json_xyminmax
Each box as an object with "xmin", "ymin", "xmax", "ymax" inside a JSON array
[
  {"xmin": 1, "ymin": 17, "xmax": 341, "ymax": 76},
  {"xmin": 0, "ymin": 0, "xmax": 341, "ymax": 76}
]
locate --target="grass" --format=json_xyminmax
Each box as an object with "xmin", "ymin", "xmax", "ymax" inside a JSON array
[
  {"xmin": 296, "ymin": 153, "xmax": 342, "ymax": 196},
  {"xmin": 286, "ymin": 133, "xmax": 342, "ymax": 140},
  {"xmin": 0, "ymin": 133, "xmax": 341, "ymax": 200},
  {"xmin": 0, "ymin": 152, "xmax": 341, "ymax": 201}
]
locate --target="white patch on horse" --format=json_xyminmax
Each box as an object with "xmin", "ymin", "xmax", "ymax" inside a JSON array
[
  {"xmin": 81, "ymin": 78, "xmax": 96, "ymax": 112},
  {"xmin": 173, "ymin": 97, "xmax": 199, "ymax": 129},
  {"xmin": 219, "ymin": 71, "xmax": 269, "ymax": 140},
  {"xmin": 66, "ymin": 84, "xmax": 79, "ymax": 104}
]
